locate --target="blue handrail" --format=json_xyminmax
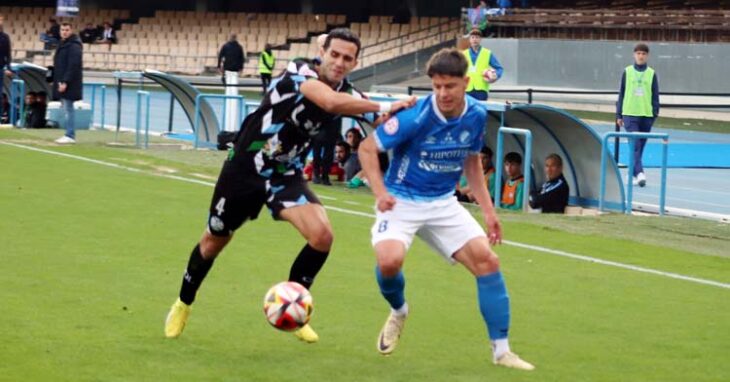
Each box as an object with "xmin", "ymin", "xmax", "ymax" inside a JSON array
[
  {"xmin": 494, "ymin": 127, "xmax": 532, "ymax": 211},
  {"xmin": 193, "ymin": 94, "xmax": 245, "ymax": 149},
  {"xmin": 135, "ymin": 91, "xmax": 151, "ymax": 149},
  {"xmin": 85, "ymin": 83, "xmax": 107, "ymax": 129},
  {"xmin": 599, "ymin": 132, "xmax": 669, "ymax": 215},
  {"xmin": 9, "ymin": 79, "xmax": 25, "ymax": 126}
]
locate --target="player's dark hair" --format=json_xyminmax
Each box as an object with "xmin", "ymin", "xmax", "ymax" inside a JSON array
[
  {"xmin": 634, "ymin": 43, "xmax": 649, "ymax": 53},
  {"xmin": 505, "ymin": 152, "xmax": 522, "ymax": 165},
  {"xmin": 426, "ymin": 48, "xmax": 468, "ymax": 78},
  {"xmin": 324, "ymin": 28, "xmax": 361, "ymax": 57},
  {"xmin": 60, "ymin": 22, "xmax": 72, "ymax": 28},
  {"xmin": 546, "ymin": 153, "xmax": 563, "ymax": 167}
]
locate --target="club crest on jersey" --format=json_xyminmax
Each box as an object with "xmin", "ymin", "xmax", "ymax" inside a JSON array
[
  {"xmin": 459, "ymin": 130, "xmax": 471, "ymax": 143},
  {"xmin": 384, "ymin": 117, "xmax": 399, "ymax": 135}
]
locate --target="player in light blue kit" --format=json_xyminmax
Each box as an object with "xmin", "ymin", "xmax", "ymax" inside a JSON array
[{"xmin": 359, "ymin": 48, "xmax": 534, "ymax": 370}]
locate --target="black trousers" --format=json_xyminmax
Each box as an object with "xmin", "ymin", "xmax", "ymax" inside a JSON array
[{"xmin": 260, "ymin": 73, "xmax": 272, "ymax": 93}]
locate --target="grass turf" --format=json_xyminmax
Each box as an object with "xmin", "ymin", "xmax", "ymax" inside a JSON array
[{"xmin": 1, "ymin": 130, "xmax": 728, "ymax": 381}]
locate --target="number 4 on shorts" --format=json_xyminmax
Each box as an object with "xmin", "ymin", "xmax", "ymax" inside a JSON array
[{"xmin": 215, "ymin": 197, "xmax": 226, "ymax": 216}]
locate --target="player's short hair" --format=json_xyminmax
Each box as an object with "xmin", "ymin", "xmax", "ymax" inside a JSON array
[
  {"xmin": 469, "ymin": 28, "xmax": 482, "ymax": 37},
  {"xmin": 426, "ymin": 48, "xmax": 468, "ymax": 78},
  {"xmin": 546, "ymin": 153, "xmax": 563, "ymax": 167},
  {"xmin": 60, "ymin": 22, "xmax": 72, "ymax": 28},
  {"xmin": 505, "ymin": 152, "xmax": 522, "ymax": 165},
  {"xmin": 634, "ymin": 43, "xmax": 649, "ymax": 53},
  {"xmin": 324, "ymin": 28, "xmax": 361, "ymax": 57}
]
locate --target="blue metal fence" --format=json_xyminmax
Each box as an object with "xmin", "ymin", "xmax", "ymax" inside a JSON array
[
  {"xmin": 600, "ymin": 132, "xmax": 669, "ymax": 215},
  {"xmin": 193, "ymin": 93, "xmax": 245, "ymax": 149},
  {"xmin": 135, "ymin": 91, "xmax": 151, "ymax": 149}
]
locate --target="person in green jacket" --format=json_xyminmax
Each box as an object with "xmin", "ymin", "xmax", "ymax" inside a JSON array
[
  {"xmin": 259, "ymin": 43, "xmax": 275, "ymax": 94},
  {"xmin": 500, "ymin": 152, "xmax": 524, "ymax": 211}
]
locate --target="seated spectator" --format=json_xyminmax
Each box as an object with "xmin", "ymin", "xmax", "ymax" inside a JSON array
[
  {"xmin": 98, "ymin": 22, "xmax": 117, "ymax": 50},
  {"xmin": 22, "ymin": 92, "xmax": 36, "ymax": 127},
  {"xmin": 304, "ymin": 141, "xmax": 349, "ymax": 182},
  {"xmin": 497, "ymin": 0, "xmax": 512, "ymax": 8},
  {"xmin": 343, "ymin": 127, "xmax": 363, "ymax": 181},
  {"xmin": 500, "ymin": 151, "xmax": 524, "ymax": 211},
  {"xmin": 455, "ymin": 145, "xmax": 496, "ymax": 203},
  {"xmin": 530, "ymin": 153, "xmax": 569, "ymax": 213},
  {"xmin": 40, "ymin": 18, "xmax": 61, "ymax": 50},
  {"xmin": 80, "ymin": 23, "xmax": 98, "ymax": 44},
  {"xmin": 29, "ymin": 91, "xmax": 48, "ymax": 128},
  {"xmin": 466, "ymin": 1, "xmax": 488, "ymax": 34}
]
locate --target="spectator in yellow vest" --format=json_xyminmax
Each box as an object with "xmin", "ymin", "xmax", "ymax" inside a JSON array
[
  {"xmin": 259, "ymin": 43, "xmax": 275, "ymax": 95},
  {"xmin": 500, "ymin": 152, "xmax": 524, "ymax": 211},
  {"xmin": 462, "ymin": 29, "xmax": 503, "ymax": 101},
  {"xmin": 616, "ymin": 43, "xmax": 659, "ymax": 188}
]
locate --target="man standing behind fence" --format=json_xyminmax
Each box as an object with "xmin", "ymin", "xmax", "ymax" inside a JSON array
[
  {"xmin": 218, "ymin": 34, "xmax": 245, "ymax": 132},
  {"xmin": 616, "ymin": 43, "xmax": 659, "ymax": 188},
  {"xmin": 0, "ymin": 14, "xmax": 13, "ymax": 125},
  {"xmin": 53, "ymin": 23, "xmax": 82, "ymax": 144}
]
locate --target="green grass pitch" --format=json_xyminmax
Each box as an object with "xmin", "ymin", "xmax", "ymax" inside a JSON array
[{"xmin": 1, "ymin": 130, "xmax": 728, "ymax": 381}]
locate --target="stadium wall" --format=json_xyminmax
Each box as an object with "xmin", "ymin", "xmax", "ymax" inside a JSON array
[{"xmin": 484, "ymin": 38, "xmax": 730, "ymax": 93}]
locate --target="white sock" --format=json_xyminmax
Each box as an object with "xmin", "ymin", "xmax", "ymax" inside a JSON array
[
  {"xmin": 392, "ymin": 302, "xmax": 409, "ymax": 317},
  {"xmin": 491, "ymin": 339, "xmax": 511, "ymax": 360}
]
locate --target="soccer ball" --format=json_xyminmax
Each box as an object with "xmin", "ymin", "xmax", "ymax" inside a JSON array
[
  {"xmin": 483, "ymin": 69, "xmax": 497, "ymax": 82},
  {"xmin": 263, "ymin": 281, "xmax": 313, "ymax": 331}
]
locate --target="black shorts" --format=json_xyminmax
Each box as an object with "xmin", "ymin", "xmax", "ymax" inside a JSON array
[{"xmin": 207, "ymin": 160, "xmax": 321, "ymax": 236}]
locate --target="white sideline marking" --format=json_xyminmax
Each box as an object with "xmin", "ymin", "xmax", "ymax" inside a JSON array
[{"xmin": 2, "ymin": 140, "xmax": 728, "ymax": 290}]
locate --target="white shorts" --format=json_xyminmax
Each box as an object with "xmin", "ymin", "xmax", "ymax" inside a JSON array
[{"xmin": 371, "ymin": 196, "xmax": 487, "ymax": 264}]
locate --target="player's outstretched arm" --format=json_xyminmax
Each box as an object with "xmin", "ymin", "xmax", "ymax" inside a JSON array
[
  {"xmin": 300, "ymin": 79, "xmax": 416, "ymax": 116},
  {"xmin": 359, "ymin": 136, "xmax": 395, "ymax": 212},
  {"xmin": 464, "ymin": 154, "xmax": 502, "ymax": 245}
]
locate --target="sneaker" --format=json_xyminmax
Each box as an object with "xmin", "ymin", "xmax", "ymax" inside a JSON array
[
  {"xmin": 293, "ymin": 323, "xmax": 319, "ymax": 343},
  {"xmin": 54, "ymin": 136, "xmax": 76, "ymax": 144},
  {"xmin": 377, "ymin": 312, "xmax": 406, "ymax": 355},
  {"xmin": 164, "ymin": 298, "xmax": 192, "ymax": 338},
  {"xmin": 637, "ymin": 172, "xmax": 646, "ymax": 187},
  {"xmin": 494, "ymin": 351, "xmax": 535, "ymax": 371},
  {"xmin": 631, "ymin": 176, "xmax": 639, "ymax": 186},
  {"xmin": 322, "ymin": 176, "xmax": 332, "ymax": 186}
]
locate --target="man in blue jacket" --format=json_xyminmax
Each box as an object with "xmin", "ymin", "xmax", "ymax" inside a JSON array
[{"xmin": 53, "ymin": 23, "xmax": 83, "ymax": 144}]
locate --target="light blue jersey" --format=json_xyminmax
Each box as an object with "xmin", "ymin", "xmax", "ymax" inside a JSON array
[{"xmin": 374, "ymin": 95, "xmax": 487, "ymax": 201}]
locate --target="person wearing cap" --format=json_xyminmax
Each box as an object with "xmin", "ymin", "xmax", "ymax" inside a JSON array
[
  {"xmin": 463, "ymin": 29, "xmax": 503, "ymax": 101},
  {"xmin": 616, "ymin": 42, "xmax": 660, "ymax": 188}
]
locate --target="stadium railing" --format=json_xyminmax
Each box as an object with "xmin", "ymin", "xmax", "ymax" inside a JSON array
[{"xmin": 600, "ymin": 132, "xmax": 669, "ymax": 216}]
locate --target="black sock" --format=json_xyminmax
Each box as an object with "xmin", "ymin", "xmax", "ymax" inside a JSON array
[
  {"xmin": 179, "ymin": 244, "xmax": 215, "ymax": 305},
  {"xmin": 289, "ymin": 244, "xmax": 330, "ymax": 290}
]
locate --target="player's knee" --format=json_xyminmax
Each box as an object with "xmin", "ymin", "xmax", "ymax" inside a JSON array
[
  {"xmin": 479, "ymin": 249, "xmax": 501, "ymax": 273},
  {"xmin": 378, "ymin": 257, "xmax": 404, "ymax": 276},
  {"xmin": 307, "ymin": 225, "xmax": 333, "ymax": 251}
]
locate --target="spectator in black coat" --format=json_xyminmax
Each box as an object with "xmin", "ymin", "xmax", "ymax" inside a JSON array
[
  {"xmin": 217, "ymin": 34, "xmax": 245, "ymax": 132},
  {"xmin": 80, "ymin": 23, "xmax": 98, "ymax": 44},
  {"xmin": 53, "ymin": 23, "xmax": 83, "ymax": 144},
  {"xmin": 0, "ymin": 13, "xmax": 14, "ymax": 123},
  {"xmin": 529, "ymin": 153, "xmax": 570, "ymax": 213}
]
